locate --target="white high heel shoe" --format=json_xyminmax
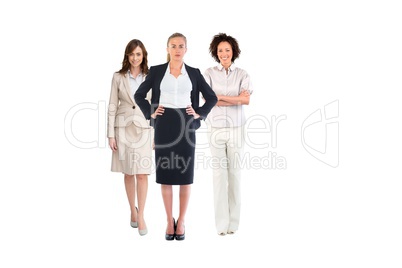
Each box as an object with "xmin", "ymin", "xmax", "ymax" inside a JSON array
[
  {"xmin": 138, "ymin": 218, "xmax": 148, "ymax": 236},
  {"xmin": 138, "ymin": 227, "xmax": 148, "ymax": 236},
  {"xmin": 130, "ymin": 207, "xmax": 138, "ymax": 228},
  {"xmin": 137, "ymin": 207, "xmax": 147, "ymax": 236}
]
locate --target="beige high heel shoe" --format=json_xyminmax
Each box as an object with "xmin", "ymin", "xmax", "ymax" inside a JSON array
[
  {"xmin": 137, "ymin": 208, "xmax": 147, "ymax": 236},
  {"xmin": 138, "ymin": 227, "xmax": 148, "ymax": 236},
  {"xmin": 130, "ymin": 207, "xmax": 138, "ymax": 228}
]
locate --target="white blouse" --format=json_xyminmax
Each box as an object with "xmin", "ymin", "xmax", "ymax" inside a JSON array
[
  {"xmin": 128, "ymin": 71, "xmax": 144, "ymax": 98},
  {"xmin": 159, "ymin": 63, "xmax": 192, "ymax": 108},
  {"xmin": 203, "ymin": 64, "xmax": 253, "ymax": 128}
]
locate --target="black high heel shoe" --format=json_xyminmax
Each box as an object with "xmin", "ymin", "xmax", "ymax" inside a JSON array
[
  {"xmin": 175, "ymin": 219, "xmax": 185, "ymax": 241},
  {"xmin": 165, "ymin": 218, "xmax": 175, "ymax": 241}
]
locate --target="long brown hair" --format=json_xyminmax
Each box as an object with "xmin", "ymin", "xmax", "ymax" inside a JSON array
[
  {"xmin": 166, "ymin": 33, "xmax": 187, "ymax": 62},
  {"xmin": 117, "ymin": 39, "xmax": 149, "ymax": 75}
]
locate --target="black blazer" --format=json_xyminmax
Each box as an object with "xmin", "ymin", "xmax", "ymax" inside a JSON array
[{"xmin": 134, "ymin": 62, "xmax": 218, "ymax": 130}]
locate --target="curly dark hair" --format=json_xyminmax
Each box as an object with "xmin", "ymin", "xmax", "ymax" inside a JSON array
[
  {"xmin": 117, "ymin": 39, "xmax": 149, "ymax": 75},
  {"xmin": 209, "ymin": 33, "xmax": 241, "ymax": 63}
]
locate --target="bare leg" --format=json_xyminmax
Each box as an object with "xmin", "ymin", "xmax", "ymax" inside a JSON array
[
  {"xmin": 161, "ymin": 184, "xmax": 174, "ymax": 234},
  {"xmin": 176, "ymin": 185, "xmax": 191, "ymax": 235},
  {"xmin": 124, "ymin": 174, "xmax": 137, "ymax": 222},
  {"xmin": 136, "ymin": 174, "xmax": 148, "ymax": 230}
]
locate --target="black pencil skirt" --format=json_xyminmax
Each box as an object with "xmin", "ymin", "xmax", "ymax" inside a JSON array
[{"xmin": 154, "ymin": 108, "xmax": 196, "ymax": 185}]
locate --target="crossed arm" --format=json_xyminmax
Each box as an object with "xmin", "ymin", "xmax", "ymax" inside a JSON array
[{"xmin": 216, "ymin": 90, "xmax": 250, "ymax": 106}]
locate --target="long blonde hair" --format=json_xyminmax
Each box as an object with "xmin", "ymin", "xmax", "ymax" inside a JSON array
[{"xmin": 166, "ymin": 32, "xmax": 187, "ymax": 62}]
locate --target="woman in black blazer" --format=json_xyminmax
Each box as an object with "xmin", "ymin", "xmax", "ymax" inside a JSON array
[{"xmin": 134, "ymin": 33, "xmax": 217, "ymax": 240}]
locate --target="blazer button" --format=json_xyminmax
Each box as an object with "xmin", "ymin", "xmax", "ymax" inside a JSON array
[{"xmin": 132, "ymin": 106, "xmax": 135, "ymax": 109}]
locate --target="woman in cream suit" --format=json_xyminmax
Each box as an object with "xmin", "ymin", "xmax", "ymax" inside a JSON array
[{"xmin": 107, "ymin": 39, "xmax": 153, "ymax": 236}]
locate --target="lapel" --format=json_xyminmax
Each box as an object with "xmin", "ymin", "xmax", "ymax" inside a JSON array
[
  {"xmin": 123, "ymin": 72, "xmax": 145, "ymax": 104},
  {"xmin": 153, "ymin": 63, "xmax": 169, "ymax": 101},
  {"xmin": 185, "ymin": 65, "xmax": 196, "ymax": 92},
  {"xmin": 122, "ymin": 73, "xmax": 134, "ymax": 104}
]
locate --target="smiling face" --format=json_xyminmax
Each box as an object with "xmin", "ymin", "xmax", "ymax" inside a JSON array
[
  {"xmin": 167, "ymin": 37, "xmax": 187, "ymax": 62},
  {"xmin": 217, "ymin": 41, "xmax": 233, "ymax": 67},
  {"xmin": 127, "ymin": 46, "xmax": 143, "ymax": 68}
]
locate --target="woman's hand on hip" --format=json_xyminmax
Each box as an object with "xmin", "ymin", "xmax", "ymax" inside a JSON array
[
  {"xmin": 151, "ymin": 105, "xmax": 165, "ymax": 119},
  {"xmin": 186, "ymin": 105, "xmax": 200, "ymax": 119}
]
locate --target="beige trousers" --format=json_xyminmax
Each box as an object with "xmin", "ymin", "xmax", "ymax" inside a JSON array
[{"xmin": 208, "ymin": 126, "xmax": 243, "ymax": 234}]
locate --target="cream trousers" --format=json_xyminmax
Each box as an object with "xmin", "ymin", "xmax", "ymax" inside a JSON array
[{"xmin": 208, "ymin": 126, "xmax": 244, "ymax": 233}]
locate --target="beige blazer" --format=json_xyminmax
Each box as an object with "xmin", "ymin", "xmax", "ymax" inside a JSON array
[{"xmin": 107, "ymin": 72, "xmax": 151, "ymax": 138}]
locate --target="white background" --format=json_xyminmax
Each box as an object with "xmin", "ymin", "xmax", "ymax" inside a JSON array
[{"xmin": 1, "ymin": 0, "xmax": 401, "ymax": 267}]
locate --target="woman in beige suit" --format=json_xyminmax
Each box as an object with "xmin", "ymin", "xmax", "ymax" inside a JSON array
[{"xmin": 107, "ymin": 39, "xmax": 153, "ymax": 236}]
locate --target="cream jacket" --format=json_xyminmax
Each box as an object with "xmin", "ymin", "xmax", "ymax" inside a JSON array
[{"xmin": 107, "ymin": 72, "xmax": 151, "ymax": 138}]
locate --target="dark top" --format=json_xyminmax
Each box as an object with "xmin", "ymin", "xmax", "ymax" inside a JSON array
[{"xmin": 134, "ymin": 62, "xmax": 217, "ymax": 130}]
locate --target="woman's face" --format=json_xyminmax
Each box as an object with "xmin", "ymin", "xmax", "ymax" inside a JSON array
[
  {"xmin": 167, "ymin": 37, "xmax": 187, "ymax": 61},
  {"xmin": 217, "ymin": 41, "xmax": 232, "ymax": 66},
  {"xmin": 128, "ymin": 46, "xmax": 143, "ymax": 68}
]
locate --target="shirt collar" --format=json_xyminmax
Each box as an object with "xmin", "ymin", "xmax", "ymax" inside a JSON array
[
  {"xmin": 167, "ymin": 62, "xmax": 187, "ymax": 75},
  {"xmin": 218, "ymin": 63, "xmax": 236, "ymax": 72},
  {"xmin": 181, "ymin": 63, "xmax": 187, "ymax": 75},
  {"xmin": 128, "ymin": 70, "xmax": 143, "ymax": 79}
]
